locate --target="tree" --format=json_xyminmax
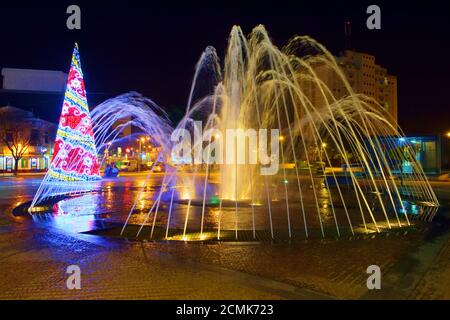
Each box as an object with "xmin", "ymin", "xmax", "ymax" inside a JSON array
[{"xmin": 0, "ymin": 111, "xmax": 31, "ymax": 175}]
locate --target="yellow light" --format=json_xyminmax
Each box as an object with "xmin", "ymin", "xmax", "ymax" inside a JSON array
[
  {"xmin": 321, "ymin": 142, "xmax": 327, "ymax": 148},
  {"xmin": 180, "ymin": 188, "xmax": 191, "ymax": 200},
  {"xmin": 279, "ymin": 135, "xmax": 285, "ymax": 141},
  {"xmin": 141, "ymin": 137, "xmax": 146, "ymax": 142},
  {"xmin": 446, "ymin": 131, "xmax": 450, "ymax": 138}
]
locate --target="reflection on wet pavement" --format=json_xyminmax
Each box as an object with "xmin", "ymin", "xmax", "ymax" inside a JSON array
[
  {"xmin": 9, "ymin": 174, "xmax": 442, "ymax": 241},
  {"xmin": 0, "ymin": 175, "xmax": 449, "ymax": 299}
]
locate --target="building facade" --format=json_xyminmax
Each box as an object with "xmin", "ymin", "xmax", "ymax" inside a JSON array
[
  {"xmin": 303, "ymin": 50, "xmax": 398, "ymax": 127},
  {"xmin": 0, "ymin": 106, "xmax": 56, "ymax": 174},
  {"xmin": 338, "ymin": 50, "xmax": 397, "ymax": 125},
  {"xmin": 1, "ymin": 68, "xmax": 67, "ymax": 93}
]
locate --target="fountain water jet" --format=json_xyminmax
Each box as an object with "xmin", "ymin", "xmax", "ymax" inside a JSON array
[
  {"xmin": 30, "ymin": 26, "xmax": 439, "ymax": 242},
  {"xmin": 146, "ymin": 24, "xmax": 438, "ymax": 241}
]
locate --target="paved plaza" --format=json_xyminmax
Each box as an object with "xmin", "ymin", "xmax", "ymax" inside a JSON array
[{"xmin": 0, "ymin": 174, "xmax": 449, "ymax": 299}]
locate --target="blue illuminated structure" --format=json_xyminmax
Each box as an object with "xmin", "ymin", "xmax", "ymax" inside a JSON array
[{"xmin": 368, "ymin": 136, "xmax": 441, "ymax": 175}]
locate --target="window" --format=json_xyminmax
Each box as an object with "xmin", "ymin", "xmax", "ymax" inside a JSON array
[{"xmin": 31, "ymin": 158, "xmax": 37, "ymax": 169}]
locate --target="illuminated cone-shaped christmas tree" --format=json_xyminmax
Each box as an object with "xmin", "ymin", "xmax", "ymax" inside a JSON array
[{"xmin": 49, "ymin": 43, "xmax": 101, "ymax": 181}]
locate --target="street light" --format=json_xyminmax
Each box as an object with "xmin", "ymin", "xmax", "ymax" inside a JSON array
[
  {"xmin": 446, "ymin": 131, "xmax": 450, "ymax": 138},
  {"xmin": 320, "ymin": 142, "xmax": 327, "ymax": 161},
  {"xmin": 105, "ymin": 142, "xmax": 112, "ymax": 163},
  {"xmin": 137, "ymin": 137, "xmax": 146, "ymax": 172}
]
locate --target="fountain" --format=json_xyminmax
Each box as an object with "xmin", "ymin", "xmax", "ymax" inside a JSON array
[
  {"xmin": 29, "ymin": 25, "xmax": 439, "ymax": 241},
  {"xmin": 137, "ymin": 25, "xmax": 438, "ymax": 241}
]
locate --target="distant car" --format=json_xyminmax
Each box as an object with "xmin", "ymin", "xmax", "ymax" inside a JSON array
[
  {"xmin": 120, "ymin": 160, "xmax": 138, "ymax": 172},
  {"xmin": 145, "ymin": 161, "xmax": 162, "ymax": 172}
]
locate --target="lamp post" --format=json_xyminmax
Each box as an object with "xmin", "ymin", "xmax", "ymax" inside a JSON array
[
  {"xmin": 137, "ymin": 139, "xmax": 141, "ymax": 172},
  {"xmin": 320, "ymin": 142, "xmax": 327, "ymax": 161},
  {"xmin": 146, "ymin": 137, "xmax": 150, "ymax": 168},
  {"xmin": 137, "ymin": 137, "xmax": 146, "ymax": 172},
  {"xmin": 105, "ymin": 142, "xmax": 111, "ymax": 164},
  {"xmin": 445, "ymin": 131, "xmax": 450, "ymax": 172}
]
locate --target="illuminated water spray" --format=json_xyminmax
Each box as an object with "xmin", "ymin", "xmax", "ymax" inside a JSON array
[
  {"xmin": 30, "ymin": 45, "xmax": 173, "ymax": 211},
  {"xmin": 31, "ymin": 26, "xmax": 439, "ymax": 241},
  {"xmin": 147, "ymin": 25, "xmax": 439, "ymax": 240}
]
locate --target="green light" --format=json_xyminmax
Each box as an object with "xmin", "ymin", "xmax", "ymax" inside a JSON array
[{"xmin": 210, "ymin": 195, "xmax": 220, "ymax": 205}]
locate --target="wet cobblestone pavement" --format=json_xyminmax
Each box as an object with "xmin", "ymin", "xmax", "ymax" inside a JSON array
[{"xmin": 0, "ymin": 175, "xmax": 449, "ymax": 299}]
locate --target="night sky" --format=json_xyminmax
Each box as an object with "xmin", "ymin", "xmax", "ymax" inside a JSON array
[{"xmin": 0, "ymin": 0, "xmax": 449, "ymax": 135}]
